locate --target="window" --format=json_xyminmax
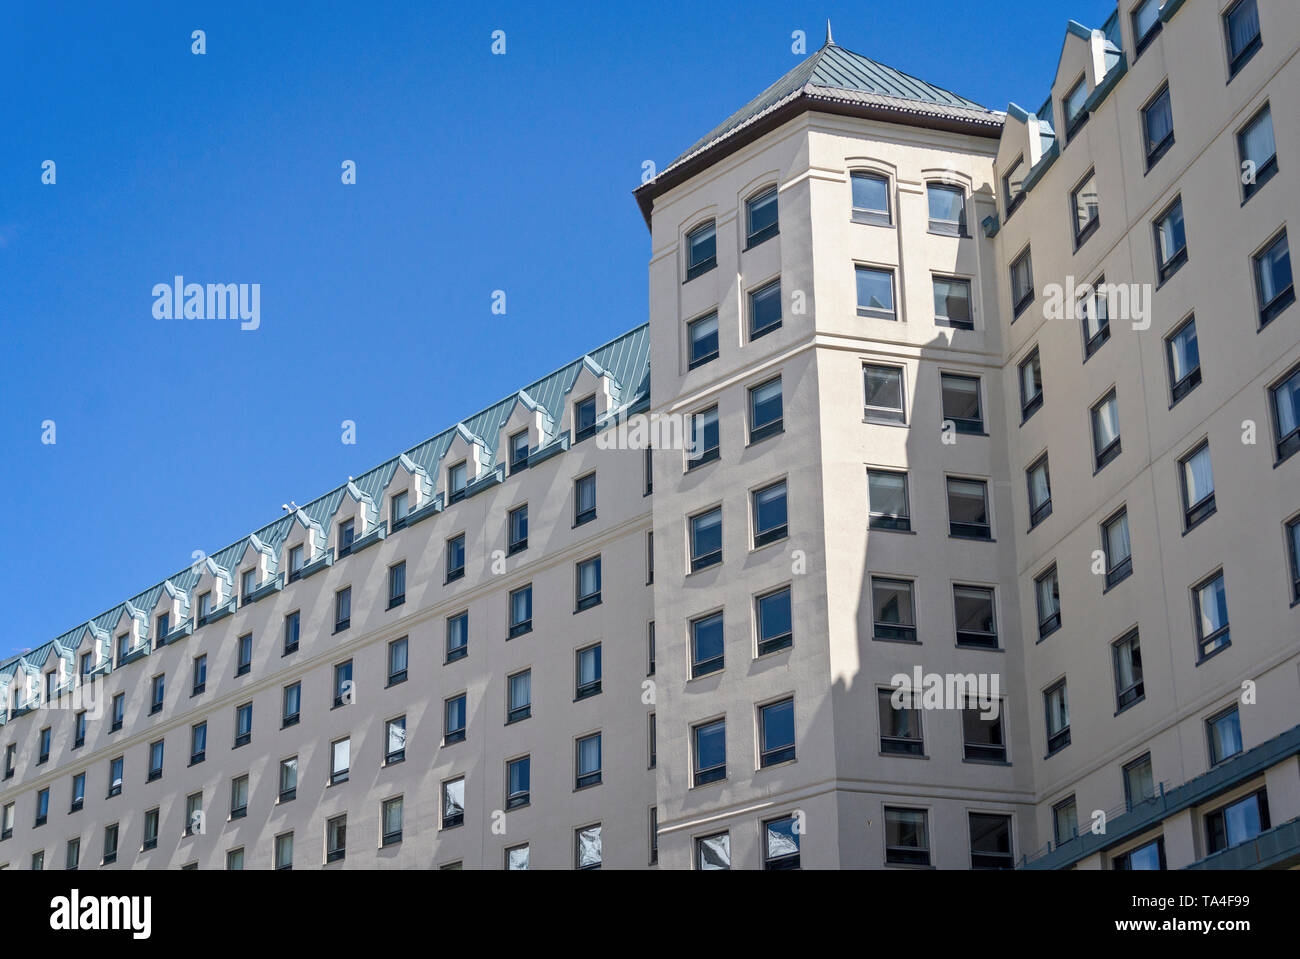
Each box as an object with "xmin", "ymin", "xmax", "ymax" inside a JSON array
[
  {"xmin": 333, "ymin": 660, "xmax": 353, "ymax": 707},
  {"xmin": 240, "ymin": 568, "xmax": 255, "ymax": 604},
  {"xmin": 879, "ymin": 688, "xmax": 923, "ymax": 756},
  {"xmin": 1238, "ymin": 104, "xmax": 1276, "ymax": 201},
  {"xmin": 575, "ymin": 396, "xmax": 598, "ymax": 444},
  {"xmin": 1178, "ymin": 442, "xmax": 1215, "ymax": 530},
  {"xmin": 445, "ymin": 693, "xmax": 467, "ymax": 743},
  {"xmin": 1036, "ymin": 565, "xmax": 1062, "ymax": 638},
  {"xmin": 184, "ymin": 792, "xmax": 202, "ymax": 836},
  {"xmin": 508, "ymin": 585, "xmax": 532, "ymax": 638},
  {"xmin": 1206, "ymin": 790, "xmax": 1270, "ymax": 854},
  {"xmin": 110, "ymin": 692, "xmax": 124, "ymax": 732},
  {"xmin": 330, "ymin": 738, "xmax": 350, "ymax": 785},
  {"xmin": 274, "ymin": 832, "xmax": 294, "ymax": 870},
  {"xmin": 39, "ymin": 726, "xmax": 51, "ymax": 763},
  {"xmin": 856, "ymin": 266, "xmax": 896, "ymax": 319},
  {"xmin": 1143, "ymin": 83, "xmax": 1176, "ymax": 170},
  {"xmin": 230, "ymin": 774, "xmax": 248, "ymax": 820},
  {"xmin": 575, "ymin": 823, "xmax": 601, "ymax": 870},
  {"xmin": 1062, "ymin": 77, "xmax": 1089, "ymax": 141},
  {"xmin": 446, "ymin": 612, "xmax": 469, "ymax": 662},
  {"xmin": 147, "ymin": 741, "xmax": 163, "ymax": 781},
  {"xmin": 226, "ymin": 847, "xmax": 244, "ymax": 870},
  {"xmin": 851, "ymin": 171, "xmax": 891, "ymax": 225},
  {"xmin": 334, "ymin": 586, "xmax": 351, "ymax": 632},
  {"xmin": 1123, "ymin": 754, "xmax": 1156, "ymax": 810},
  {"xmin": 381, "ymin": 797, "xmax": 403, "ymax": 847},
  {"xmin": 687, "ymin": 311, "xmax": 719, "ymax": 369},
  {"xmin": 1155, "ymin": 200, "xmax": 1189, "ymax": 290},
  {"xmin": 108, "ymin": 756, "xmax": 123, "ymax": 797},
  {"xmin": 576, "ymin": 733, "xmax": 602, "ymax": 789},
  {"xmin": 954, "ymin": 586, "xmax": 998, "ymax": 649},
  {"xmin": 872, "ymin": 577, "xmax": 916, "ymax": 643},
  {"xmin": 884, "ymin": 807, "xmax": 930, "ymax": 866},
  {"xmin": 1113, "ymin": 629, "xmax": 1145, "ymax": 711},
  {"xmin": 1133, "ymin": 0, "xmax": 1162, "ymax": 55},
  {"xmin": 933, "ymin": 276, "xmax": 973, "ymax": 330},
  {"xmin": 236, "ymin": 633, "xmax": 252, "ymax": 676},
  {"xmin": 1207, "ymin": 706, "xmax": 1243, "ymax": 766},
  {"xmin": 748, "ymin": 376, "xmax": 783, "ymax": 443},
  {"xmin": 687, "ymin": 405, "xmax": 719, "ymax": 467},
  {"xmin": 576, "ymin": 556, "xmax": 601, "ymax": 610},
  {"xmin": 102, "ymin": 823, "xmax": 118, "ymax": 865},
  {"xmin": 1254, "ymin": 230, "xmax": 1293, "ymax": 327},
  {"xmin": 507, "ymin": 504, "xmax": 528, "ymax": 554},
  {"xmin": 927, "ymin": 183, "xmax": 967, "ymax": 236},
  {"xmin": 146, "ymin": 674, "xmax": 164, "ymax": 715},
  {"xmin": 863, "ymin": 364, "xmax": 905, "ymax": 423},
  {"xmin": 386, "ymin": 716, "xmax": 407, "ymax": 763},
  {"xmin": 1027, "ymin": 455, "xmax": 1052, "ymax": 528},
  {"xmin": 1019, "ymin": 349, "xmax": 1043, "ymax": 420},
  {"xmin": 509, "ymin": 430, "xmax": 530, "ymax": 473},
  {"xmin": 446, "ymin": 533, "xmax": 465, "ymax": 582},
  {"xmin": 1224, "ymin": 0, "xmax": 1262, "ymax": 77},
  {"xmin": 142, "ymin": 807, "xmax": 159, "ymax": 850},
  {"xmin": 751, "ymin": 480, "xmax": 788, "ymax": 547},
  {"xmin": 695, "ymin": 832, "xmax": 731, "ymax": 870},
  {"xmin": 71, "ymin": 772, "xmax": 85, "ymax": 812},
  {"xmin": 1102, "ymin": 508, "xmax": 1133, "ymax": 588},
  {"xmin": 1071, "ymin": 169, "xmax": 1099, "ymax": 246},
  {"xmin": 1288, "ymin": 516, "xmax": 1300, "ymax": 603},
  {"xmin": 1194, "ymin": 571, "xmax": 1231, "ymax": 660},
  {"xmin": 1009, "ymin": 247, "xmax": 1034, "ymax": 318},
  {"xmin": 685, "ymin": 220, "xmax": 716, "ymax": 281},
  {"xmin": 279, "ymin": 757, "xmax": 297, "ymax": 802},
  {"xmin": 390, "ymin": 489, "xmax": 409, "ymax": 529},
  {"xmin": 749, "ymin": 279, "xmax": 782, "ymax": 338},
  {"xmin": 448, "ymin": 460, "xmax": 468, "ymax": 503},
  {"xmin": 506, "ymin": 843, "xmax": 530, "ymax": 870},
  {"xmin": 326, "ymin": 814, "xmax": 347, "ymax": 863},
  {"xmin": 1163, "ymin": 314, "xmax": 1200, "ymax": 403},
  {"xmin": 338, "ymin": 518, "xmax": 355, "ymax": 557},
  {"xmin": 574, "ymin": 473, "xmax": 597, "ymax": 525},
  {"xmin": 689, "ymin": 507, "xmax": 722, "ymax": 572},
  {"xmin": 646, "ymin": 530, "xmax": 654, "ymax": 584},
  {"xmin": 1271, "ymin": 362, "xmax": 1300, "ymax": 462},
  {"xmin": 756, "ymin": 587, "xmax": 793, "ymax": 656},
  {"xmin": 940, "ymin": 373, "xmax": 983, "ymax": 434},
  {"xmin": 1053, "ymin": 797, "xmax": 1078, "ymax": 846},
  {"xmin": 759, "ymin": 698, "xmax": 796, "ymax": 767},
  {"xmin": 969, "ymin": 814, "xmax": 1014, "ymax": 869},
  {"xmin": 575, "ymin": 644, "xmax": 602, "ymax": 700},
  {"xmin": 79, "ymin": 651, "xmax": 93, "ymax": 681},
  {"xmin": 195, "ymin": 594, "xmax": 211, "ymax": 626},
  {"xmin": 648, "ymin": 713, "xmax": 657, "ymax": 768},
  {"xmin": 506, "ymin": 756, "xmax": 530, "ymax": 810},
  {"xmin": 648, "ymin": 622, "xmax": 656, "ymax": 674},
  {"xmin": 1044, "ymin": 680, "xmax": 1070, "ymax": 755},
  {"xmin": 746, "ymin": 186, "xmax": 779, "ymax": 247},
  {"xmin": 190, "ymin": 722, "xmax": 206, "ymax": 765},
  {"xmin": 283, "ymin": 612, "xmax": 299, "ymax": 656},
  {"xmin": 692, "ymin": 719, "xmax": 725, "ymax": 786},
  {"xmin": 35, "ymin": 788, "xmax": 48, "ymax": 827},
  {"xmin": 74, "ymin": 711, "xmax": 87, "ymax": 749},
  {"xmin": 288, "ymin": 544, "xmax": 304, "ymax": 580},
  {"xmin": 387, "ymin": 637, "xmax": 408, "ymax": 686},
  {"xmin": 867, "ymin": 468, "xmax": 910, "ymax": 531},
  {"xmin": 1091, "ymin": 390, "xmax": 1121, "ymax": 470},
  {"xmin": 65, "ymin": 837, "xmax": 80, "ymax": 870},
  {"xmin": 690, "ymin": 612, "xmax": 724, "ymax": 678},
  {"xmin": 388, "ymin": 561, "xmax": 406, "ymax": 608},
  {"xmin": 234, "ymin": 702, "xmax": 252, "ymax": 748},
  {"xmin": 1114, "ymin": 836, "xmax": 1164, "ymax": 870},
  {"xmin": 947, "ymin": 477, "xmax": 991, "ymax": 540},
  {"xmin": 1002, "ymin": 156, "xmax": 1026, "ymax": 218},
  {"xmin": 507, "ymin": 669, "xmax": 531, "ymax": 723},
  {"xmin": 0, "ymin": 802, "xmax": 10, "ymax": 839}
]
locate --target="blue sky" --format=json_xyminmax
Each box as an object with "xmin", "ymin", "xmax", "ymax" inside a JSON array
[{"xmin": 0, "ymin": 0, "xmax": 1115, "ymax": 658}]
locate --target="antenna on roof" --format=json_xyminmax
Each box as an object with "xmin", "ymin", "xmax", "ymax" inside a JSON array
[
  {"xmin": 825, "ymin": 19, "xmax": 834, "ymax": 46},
  {"xmin": 282, "ymin": 502, "xmax": 298, "ymax": 512}
]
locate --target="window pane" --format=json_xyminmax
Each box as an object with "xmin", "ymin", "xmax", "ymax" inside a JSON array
[
  {"xmin": 750, "ymin": 280, "xmax": 782, "ymax": 334},
  {"xmin": 1196, "ymin": 574, "xmax": 1228, "ymax": 635},
  {"xmin": 856, "ymin": 267, "xmax": 895, "ymax": 313},
  {"xmin": 851, "ymin": 173, "xmax": 888, "ymax": 213},
  {"xmin": 868, "ymin": 470, "xmax": 908, "ymax": 524},
  {"xmin": 1073, "ymin": 173, "xmax": 1098, "ymax": 234},
  {"xmin": 1145, "ymin": 90, "xmax": 1173, "ymax": 156},
  {"xmin": 863, "ymin": 365, "xmax": 903, "ymax": 416},
  {"xmin": 1256, "ymin": 233, "xmax": 1292, "ymax": 306},
  {"xmin": 933, "ymin": 277, "xmax": 972, "ymax": 326},
  {"xmin": 747, "ymin": 188, "xmax": 778, "ymax": 241},
  {"xmin": 750, "ymin": 379, "xmax": 783, "ymax": 431}
]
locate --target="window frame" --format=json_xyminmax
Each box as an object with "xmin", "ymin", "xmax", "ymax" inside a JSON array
[
  {"xmin": 1253, "ymin": 228, "xmax": 1294, "ymax": 329},
  {"xmin": 685, "ymin": 219, "xmax": 717, "ymax": 282},
  {"xmin": 850, "ymin": 170, "xmax": 892, "ymax": 226},
  {"xmin": 1070, "ymin": 168, "xmax": 1100, "ymax": 248},
  {"xmin": 1142, "ymin": 82, "xmax": 1176, "ymax": 170},
  {"xmin": 744, "ymin": 186, "xmax": 779, "ymax": 248},
  {"xmin": 1026, "ymin": 453, "xmax": 1053, "ymax": 528},
  {"xmin": 1223, "ymin": 0, "xmax": 1262, "ymax": 79},
  {"xmin": 855, "ymin": 264, "xmax": 897, "ymax": 320},
  {"xmin": 1112, "ymin": 627, "xmax": 1145, "ymax": 712}
]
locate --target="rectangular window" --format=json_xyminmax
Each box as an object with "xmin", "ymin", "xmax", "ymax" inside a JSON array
[
  {"xmin": 509, "ymin": 430, "xmax": 530, "ymax": 473},
  {"xmin": 1165, "ymin": 315, "xmax": 1200, "ymax": 403},
  {"xmin": 1133, "ymin": 0, "xmax": 1162, "ymax": 55},
  {"xmin": 230, "ymin": 774, "xmax": 249, "ymax": 820},
  {"xmin": 749, "ymin": 279, "xmax": 782, "ymax": 338},
  {"xmin": 38, "ymin": 726, "xmax": 51, "ymax": 763},
  {"xmin": 1019, "ymin": 349, "xmax": 1043, "ymax": 420},
  {"xmin": 954, "ymin": 585, "xmax": 998, "ymax": 649},
  {"xmin": 234, "ymin": 702, "xmax": 252, "ymax": 748},
  {"xmin": 1179, "ymin": 441, "xmax": 1215, "ymax": 530},
  {"xmin": 386, "ymin": 716, "xmax": 407, "ymax": 763},
  {"xmin": 856, "ymin": 266, "xmax": 896, "ymax": 319},
  {"xmin": 71, "ymin": 772, "xmax": 85, "ymax": 812},
  {"xmin": 689, "ymin": 507, "xmax": 723, "ymax": 571},
  {"xmin": 390, "ymin": 489, "xmax": 409, "ymax": 529},
  {"xmin": 334, "ymin": 587, "xmax": 351, "ymax": 632},
  {"xmin": 190, "ymin": 722, "xmax": 206, "ymax": 765},
  {"xmin": 283, "ymin": 612, "xmax": 300, "ymax": 655},
  {"xmin": 0, "ymin": 802, "xmax": 10, "ymax": 839},
  {"xmin": 969, "ymin": 813, "xmax": 1014, "ymax": 869},
  {"xmin": 872, "ymin": 577, "xmax": 916, "ymax": 643},
  {"xmin": 690, "ymin": 611, "xmax": 724, "ymax": 678},
  {"xmin": 1123, "ymin": 754, "xmax": 1156, "ymax": 810},
  {"xmin": 1053, "ymin": 797, "xmax": 1078, "ymax": 846},
  {"xmin": 338, "ymin": 518, "xmax": 355, "ymax": 557},
  {"xmin": 446, "ymin": 612, "xmax": 469, "ymax": 662},
  {"xmin": 1238, "ymin": 103, "xmax": 1276, "ymax": 201},
  {"xmin": 851, "ymin": 171, "xmax": 891, "ymax": 225},
  {"xmin": 1027, "ymin": 454, "xmax": 1052, "ymax": 528},
  {"xmin": 236, "ymin": 633, "xmax": 252, "ymax": 676},
  {"xmin": 444, "ymin": 693, "xmax": 467, "ymax": 744},
  {"xmin": 752, "ymin": 480, "xmax": 788, "ymax": 547},
  {"xmin": 507, "ymin": 504, "xmax": 528, "ymax": 554},
  {"xmin": 1010, "ymin": 247, "xmax": 1034, "ymax": 317},
  {"xmin": 388, "ymin": 561, "xmax": 406, "ymax": 608},
  {"xmin": 947, "ymin": 477, "xmax": 991, "ymax": 540},
  {"xmin": 1071, "ymin": 169, "xmax": 1099, "ymax": 245},
  {"xmin": 279, "ymin": 757, "xmax": 297, "ymax": 802},
  {"xmin": 696, "ymin": 832, "xmax": 731, "ymax": 870},
  {"xmin": 573, "ymin": 395, "xmax": 598, "ymax": 443},
  {"xmin": 575, "ymin": 644, "xmax": 602, "ymax": 700},
  {"xmin": 143, "ymin": 808, "xmax": 159, "ymax": 849},
  {"xmin": 1044, "ymin": 680, "xmax": 1070, "ymax": 755},
  {"xmin": 933, "ymin": 276, "xmax": 973, "ymax": 329},
  {"xmin": 446, "ymin": 533, "xmax": 465, "ymax": 582},
  {"xmin": 1271, "ymin": 363, "xmax": 1300, "ymax": 462},
  {"xmin": 506, "ymin": 756, "xmax": 530, "ymax": 810},
  {"xmin": 759, "ymin": 698, "xmax": 795, "ymax": 767},
  {"xmin": 685, "ymin": 220, "xmax": 716, "ymax": 281},
  {"xmin": 326, "ymin": 814, "xmax": 347, "ymax": 863},
  {"xmin": 35, "ymin": 787, "xmax": 49, "ymax": 826},
  {"xmin": 867, "ymin": 468, "xmax": 910, "ymax": 531},
  {"xmin": 226, "ymin": 847, "xmax": 244, "ymax": 870},
  {"xmin": 330, "ymin": 737, "xmax": 350, "ymax": 785},
  {"xmin": 646, "ymin": 530, "xmax": 654, "ymax": 584},
  {"xmin": 576, "ymin": 556, "xmax": 601, "ymax": 611},
  {"xmin": 879, "ymin": 688, "xmax": 923, "ymax": 756},
  {"xmin": 507, "ymin": 669, "xmax": 531, "ymax": 723},
  {"xmin": 508, "ymin": 585, "xmax": 532, "ymax": 638},
  {"xmin": 1036, "ymin": 565, "xmax": 1062, "ymax": 638},
  {"xmin": 884, "ymin": 807, "xmax": 930, "ymax": 866},
  {"xmin": 1224, "ymin": 0, "xmax": 1262, "ymax": 78},
  {"xmin": 745, "ymin": 186, "xmax": 779, "ymax": 247},
  {"xmin": 74, "ymin": 711, "xmax": 87, "ymax": 749},
  {"xmin": 1102, "ymin": 508, "xmax": 1133, "ymax": 588},
  {"xmin": 1154, "ymin": 197, "xmax": 1189, "ymax": 288},
  {"xmin": 1194, "ymin": 571, "xmax": 1231, "ymax": 660},
  {"xmin": 1003, "ymin": 156, "xmax": 1026, "ymax": 218},
  {"xmin": 692, "ymin": 720, "xmax": 725, "ymax": 786},
  {"xmin": 647, "ymin": 621, "xmax": 656, "ymax": 674},
  {"xmin": 102, "ymin": 823, "xmax": 119, "ymax": 865},
  {"xmin": 574, "ymin": 473, "xmax": 597, "ymax": 525},
  {"xmin": 748, "ymin": 376, "xmax": 783, "ymax": 443},
  {"xmin": 764, "ymin": 816, "xmax": 800, "ymax": 869},
  {"xmin": 147, "ymin": 740, "xmax": 163, "ymax": 781},
  {"xmin": 940, "ymin": 373, "xmax": 983, "ymax": 434},
  {"xmin": 644, "ymin": 446, "xmax": 653, "ymax": 495},
  {"xmin": 1206, "ymin": 789, "xmax": 1270, "ymax": 854},
  {"xmin": 863, "ymin": 364, "xmax": 905, "ymax": 423},
  {"xmin": 1113, "ymin": 628, "xmax": 1145, "ymax": 711},
  {"xmin": 576, "ymin": 733, "xmax": 602, "ymax": 789},
  {"xmin": 1207, "ymin": 706, "xmax": 1243, "ymax": 766},
  {"xmin": 149, "ymin": 674, "xmax": 164, "ymax": 715},
  {"xmin": 575, "ymin": 823, "xmax": 601, "ymax": 870},
  {"xmin": 281, "ymin": 681, "xmax": 301, "ymax": 727},
  {"xmin": 334, "ymin": 660, "xmax": 353, "ymax": 707},
  {"xmin": 1091, "ymin": 390, "xmax": 1122, "ymax": 470},
  {"xmin": 1254, "ymin": 230, "xmax": 1294, "ymax": 328},
  {"xmin": 184, "ymin": 792, "xmax": 202, "ymax": 836},
  {"xmin": 687, "ymin": 405, "xmax": 719, "ymax": 467},
  {"xmin": 65, "ymin": 837, "xmax": 80, "ymax": 869},
  {"xmin": 288, "ymin": 544, "xmax": 304, "ymax": 579},
  {"xmin": 240, "ymin": 568, "xmax": 255, "ymax": 604},
  {"xmin": 648, "ymin": 713, "xmax": 657, "ymax": 768},
  {"xmin": 110, "ymin": 692, "xmax": 124, "ymax": 732},
  {"xmin": 688, "ymin": 311, "xmax": 719, "ymax": 369},
  {"xmin": 447, "ymin": 461, "xmax": 468, "ymax": 503},
  {"xmin": 756, "ymin": 587, "xmax": 793, "ymax": 656},
  {"xmin": 108, "ymin": 756, "xmax": 123, "ymax": 797},
  {"xmin": 195, "ymin": 594, "xmax": 211, "ymax": 626},
  {"xmin": 274, "ymin": 832, "xmax": 294, "ymax": 870},
  {"xmin": 387, "ymin": 636, "xmax": 408, "ymax": 686},
  {"xmin": 927, "ymin": 183, "xmax": 967, "ymax": 236},
  {"xmin": 1062, "ymin": 77, "xmax": 1089, "ymax": 141},
  {"xmin": 1144, "ymin": 84, "xmax": 1176, "ymax": 171},
  {"xmin": 506, "ymin": 844, "xmax": 529, "ymax": 871},
  {"xmin": 1288, "ymin": 516, "xmax": 1300, "ymax": 603}
]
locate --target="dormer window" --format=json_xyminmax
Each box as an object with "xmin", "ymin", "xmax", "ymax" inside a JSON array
[
  {"xmin": 1003, "ymin": 157, "xmax": 1026, "ymax": 219},
  {"xmin": 509, "ymin": 431, "xmax": 530, "ymax": 474},
  {"xmin": 685, "ymin": 221, "xmax": 717, "ymax": 282},
  {"xmin": 198, "ymin": 592, "xmax": 212, "ymax": 622},
  {"xmin": 80, "ymin": 651, "xmax": 93, "ymax": 679},
  {"xmin": 289, "ymin": 544, "xmax": 305, "ymax": 578},
  {"xmin": 156, "ymin": 612, "xmax": 170, "ymax": 643},
  {"xmin": 116, "ymin": 632, "xmax": 130, "ymax": 664},
  {"xmin": 241, "ymin": 569, "xmax": 256, "ymax": 603},
  {"xmin": 391, "ymin": 490, "xmax": 409, "ymax": 530},
  {"xmin": 1062, "ymin": 77, "xmax": 1089, "ymax": 141},
  {"xmin": 448, "ymin": 461, "xmax": 468, "ymax": 503},
  {"xmin": 338, "ymin": 519, "xmax": 355, "ymax": 557},
  {"xmin": 574, "ymin": 396, "xmax": 598, "ymax": 443}
]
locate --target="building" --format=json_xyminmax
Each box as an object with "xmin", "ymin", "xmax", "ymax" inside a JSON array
[{"xmin": 2, "ymin": 0, "xmax": 1297, "ymax": 870}]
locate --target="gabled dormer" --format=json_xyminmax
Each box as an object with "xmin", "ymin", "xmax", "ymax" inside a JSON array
[
  {"xmin": 332, "ymin": 481, "xmax": 383, "ymax": 557},
  {"xmin": 109, "ymin": 602, "xmax": 150, "ymax": 665},
  {"xmin": 191, "ymin": 557, "xmax": 235, "ymax": 628},
  {"xmin": 74, "ymin": 622, "xmax": 111, "ymax": 681},
  {"xmin": 11, "ymin": 659, "xmax": 41, "ymax": 714},
  {"xmin": 561, "ymin": 357, "xmax": 619, "ymax": 446},
  {"xmin": 279, "ymin": 508, "xmax": 326, "ymax": 583},
  {"xmin": 149, "ymin": 580, "xmax": 191, "ymax": 647},
  {"xmin": 439, "ymin": 424, "xmax": 491, "ymax": 505},
  {"xmin": 230, "ymin": 534, "xmax": 278, "ymax": 605},
  {"xmin": 46, "ymin": 643, "xmax": 75, "ymax": 700},
  {"xmin": 496, "ymin": 390, "xmax": 552, "ymax": 476},
  {"xmin": 384, "ymin": 454, "xmax": 434, "ymax": 531}
]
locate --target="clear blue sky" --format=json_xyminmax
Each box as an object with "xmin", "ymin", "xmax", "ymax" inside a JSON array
[{"xmin": 0, "ymin": 0, "xmax": 1114, "ymax": 658}]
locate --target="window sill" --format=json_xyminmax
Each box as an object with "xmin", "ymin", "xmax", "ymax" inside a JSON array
[
  {"xmin": 862, "ymin": 416, "xmax": 908, "ymax": 428},
  {"xmin": 387, "ymin": 598, "xmax": 406, "ymax": 611},
  {"xmin": 1182, "ymin": 507, "xmax": 1216, "ymax": 536},
  {"xmin": 1113, "ymin": 696, "xmax": 1145, "ymax": 717},
  {"xmin": 1195, "ymin": 642, "xmax": 1233, "ymax": 666},
  {"xmin": 746, "ymin": 427, "xmax": 784, "ymax": 448},
  {"xmin": 954, "ymin": 642, "xmax": 1003, "ymax": 653},
  {"xmin": 879, "ymin": 751, "xmax": 929, "ymax": 760},
  {"xmin": 961, "ymin": 757, "xmax": 1012, "ymax": 767}
]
